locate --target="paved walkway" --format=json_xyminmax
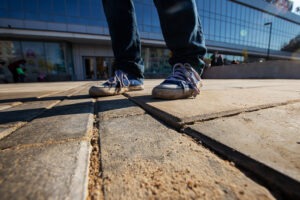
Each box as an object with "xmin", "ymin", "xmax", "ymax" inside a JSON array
[{"xmin": 0, "ymin": 80, "xmax": 299, "ymax": 199}]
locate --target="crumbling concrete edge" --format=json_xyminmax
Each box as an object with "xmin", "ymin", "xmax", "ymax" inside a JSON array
[
  {"xmin": 124, "ymin": 94, "xmax": 300, "ymax": 200},
  {"xmin": 182, "ymin": 127, "xmax": 300, "ymax": 200}
]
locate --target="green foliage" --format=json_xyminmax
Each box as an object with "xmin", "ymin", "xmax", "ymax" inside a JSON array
[{"xmin": 282, "ymin": 34, "xmax": 300, "ymax": 52}]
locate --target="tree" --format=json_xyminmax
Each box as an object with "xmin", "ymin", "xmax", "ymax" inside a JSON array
[{"xmin": 281, "ymin": 34, "xmax": 300, "ymax": 52}]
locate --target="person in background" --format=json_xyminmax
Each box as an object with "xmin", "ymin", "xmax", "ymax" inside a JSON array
[
  {"xmin": 210, "ymin": 51, "xmax": 218, "ymax": 67},
  {"xmin": 16, "ymin": 64, "xmax": 25, "ymax": 82},
  {"xmin": 89, "ymin": 0, "xmax": 206, "ymax": 100},
  {"xmin": 0, "ymin": 60, "xmax": 7, "ymax": 83},
  {"xmin": 217, "ymin": 54, "xmax": 224, "ymax": 66}
]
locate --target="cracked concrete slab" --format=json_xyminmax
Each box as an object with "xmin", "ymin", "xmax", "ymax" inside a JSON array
[
  {"xmin": 0, "ymin": 92, "xmax": 50, "ymax": 101},
  {"xmin": 1, "ymin": 80, "xmax": 298, "ymax": 199},
  {"xmin": 0, "ymin": 89, "xmax": 94, "ymax": 149},
  {"xmin": 0, "ymin": 98, "xmax": 94, "ymax": 149},
  {"xmin": 0, "ymin": 100, "xmax": 60, "ymax": 139},
  {"xmin": 126, "ymin": 80, "xmax": 300, "ymax": 127},
  {"xmin": 0, "ymin": 101, "xmax": 22, "ymax": 111},
  {"xmin": 0, "ymin": 141, "xmax": 90, "ymax": 200},
  {"xmin": 0, "ymin": 82, "xmax": 92, "ymax": 140},
  {"xmin": 99, "ymin": 113, "xmax": 275, "ymax": 200},
  {"xmin": 0, "ymin": 82, "xmax": 88, "ymax": 94},
  {"xmin": 96, "ymin": 94, "xmax": 276, "ymax": 199},
  {"xmin": 187, "ymin": 102, "xmax": 300, "ymax": 198},
  {"xmin": 96, "ymin": 95, "xmax": 145, "ymax": 121},
  {"xmin": 0, "ymin": 83, "xmax": 94, "ymax": 200}
]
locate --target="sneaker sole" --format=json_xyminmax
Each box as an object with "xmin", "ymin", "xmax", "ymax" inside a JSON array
[
  {"xmin": 89, "ymin": 85, "xmax": 144, "ymax": 97},
  {"xmin": 152, "ymin": 82, "xmax": 202, "ymax": 100},
  {"xmin": 152, "ymin": 87, "xmax": 194, "ymax": 99},
  {"xmin": 89, "ymin": 86, "xmax": 129, "ymax": 97}
]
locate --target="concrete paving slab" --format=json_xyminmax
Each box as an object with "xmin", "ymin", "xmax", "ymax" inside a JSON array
[
  {"xmin": 0, "ymin": 100, "xmax": 59, "ymax": 124},
  {"xmin": 126, "ymin": 80, "xmax": 300, "ymax": 127},
  {"xmin": 199, "ymin": 79, "xmax": 300, "ymax": 91},
  {"xmin": 0, "ymin": 100, "xmax": 60, "ymax": 139},
  {"xmin": 0, "ymin": 88, "xmax": 94, "ymax": 149},
  {"xmin": 0, "ymin": 82, "xmax": 92, "ymax": 140},
  {"xmin": 0, "ymin": 101, "xmax": 22, "ymax": 111},
  {"xmin": 96, "ymin": 95, "xmax": 145, "ymax": 121},
  {"xmin": 99, "ymin": 112, "xmax": 275, "ymax": 199},
  {"xmin": 0, "ymin": 80, "xmax": 297, "ymax": 199},
  {"xmin": 0, "ymin": 140, "xmax": 90, "ymax": 200},
  {"xmin": 0, "ymin": 92, "xmax": 50, "ymax": 101},
  {"xmin": 0, "ymin": 82, "xmax": 94, "ymax": 200},
  {"xmin": 186, "ymin": 103, "xmax": 300, "ymax": 198},
  {"xmin": 0, "ymin": 82, "xmax": 88, "ymax": 94},
  {"xmin": 0, "ymin": 81, "xmax": 90, "ymax": 103}
]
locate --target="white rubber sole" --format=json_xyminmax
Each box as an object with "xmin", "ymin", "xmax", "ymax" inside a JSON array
[
  {"xmin": 152, "ymin": 82, "xmax": 202, "ymax": 100},
  {"xmin": 89, "ymin": 85, "xmax": 144, "ymax": 97}
]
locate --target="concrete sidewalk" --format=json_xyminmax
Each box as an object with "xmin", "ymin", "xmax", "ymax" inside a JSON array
[{"xmin": 0, "ymin": 80, "xmax": 299, "ymax": 199}]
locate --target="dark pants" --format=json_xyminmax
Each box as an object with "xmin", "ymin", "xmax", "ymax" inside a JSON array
[{"xmin": 102, "ymin": 0, "xmax": 207, "ymax": 79}]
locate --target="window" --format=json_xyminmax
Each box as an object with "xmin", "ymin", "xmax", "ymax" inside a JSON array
[{"xmin": 45, "ymin": 43, "xmax": 66, "ymax": 74}]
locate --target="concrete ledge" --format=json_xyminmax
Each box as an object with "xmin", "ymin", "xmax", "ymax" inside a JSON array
[{"xmin": 203, "ymin": 60, "xmax": 300, "ymax": 79}]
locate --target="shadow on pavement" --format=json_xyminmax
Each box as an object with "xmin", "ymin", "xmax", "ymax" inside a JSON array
[
  {"xmin": 0, "ymin": 94, "xmax": 90, "ymax": 104},
  {"xmin": 0, "ymin": 95, "xmax": 149, "ymax": 124}
]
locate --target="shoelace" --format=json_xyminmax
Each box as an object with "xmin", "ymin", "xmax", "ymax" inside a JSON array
[
  {"xmin": 167, "ymin": 63, "xmax": 201, "ymax": 97},
  {"xmin": 107, "ymin": 70, "xmax": 129, "ymax": 89}
]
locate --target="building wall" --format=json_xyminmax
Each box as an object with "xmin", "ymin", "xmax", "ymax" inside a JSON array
[
  {"xmin": 1, "ymin": 0, "xmax": 299, "ymax": 51},
  {"xmin": 0, "ymin": 0, "xmax": 300, "ymax": 82}
]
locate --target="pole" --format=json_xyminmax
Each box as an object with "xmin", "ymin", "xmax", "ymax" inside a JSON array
[{"xmin": 264, "ymin": 22, "xmax": 272, "ymax": 60}]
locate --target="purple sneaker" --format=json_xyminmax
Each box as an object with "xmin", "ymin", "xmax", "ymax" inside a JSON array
[
  {"xmin": 152, "ymin": 63, "xmax": 202, "ymax": 99},
  {"xmin": 89, "ymin": 70, "xmax": 144, "ymax": 97}
]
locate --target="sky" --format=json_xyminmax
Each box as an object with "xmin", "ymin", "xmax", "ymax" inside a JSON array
[{"xmin": 291, "ymin": 0, "xmax": 300, "ymax": 13}]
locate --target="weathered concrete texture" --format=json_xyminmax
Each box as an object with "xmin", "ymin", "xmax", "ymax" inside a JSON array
[
  {"xmin": 99, "ymin": 113, "xmax": 275, "ymax": 200},
  {"xmin": 122, "ymin": 79, "xmax": 300, "ymax": 198},
  {"xmin": 96, "ymin": 95, "xmax": 145, "ymax": 121},
  {"xmin": 0, "ymin": 141, "xmax": 90, "ymax": 200},
  {"xmin": 0, "ymin": 83, "xmax": 94, "ymax": 200},
  {"xmin": 0, "ymin": 100, "xmax": 60, "ymax": 139},
  {"xmin": 197, "ymin": 79, "xmax": 300, "ymax": 91},
  {"xmin": 0, "ymin": 82, "xmax": 92, "ymax": 140},
  {"xmin": 0, "ymin": 98, "xmax": 93, "ymax": 149},
  {"xmin": 0, "ymin": 82, "xmax": 89, "ymax": 103},
  {"xmin": 0, "ymin": 82, "xmax": 88, "ymax": 95},
  {"xmin": 126, "ymin": 80, "xmax": 300, "ymax": 125},
  {"xmin": 188, "ymin": 103, "xmax": 300, "ymax": 183},
  {"xmin": 0, "ymin": 92, "xmax": 50, "ymax": 101},
  {"xmin": 0, "ymin": 100, "xmax": 59, "ymax": 124},
  {"xmin": 0, "ymin": 101, "xmax": 22, "ymax": 111}
]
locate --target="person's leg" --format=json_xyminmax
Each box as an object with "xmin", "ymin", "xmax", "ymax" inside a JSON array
[
  {"xmin": 89, "ymin": 0, "xmax": 144, "ymax": 97},
  {"xmin": 153, "ymin": 0, "xmax": 206, "ymax": 70},
  {"xmin": 13, "ymin": 72, "xmax": 18, "ymax": 83},
  {"xmin": 152, "ymin": 0, "xmax": 206, "ymax": 99},
  {"xmin": 102, "ymin": 0, "xmax": 144, "ymax": 79}
]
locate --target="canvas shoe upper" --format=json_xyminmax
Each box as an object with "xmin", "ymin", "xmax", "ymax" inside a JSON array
[
  {"xmin": 152, "ymin": 63, "xmax": 202, "ymax": 99},
  {"xmin": 89, "ymin": 70, "xmax": 144, "ymax": 97}
]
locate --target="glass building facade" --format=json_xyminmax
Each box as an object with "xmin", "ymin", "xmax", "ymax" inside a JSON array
[{"xmin": 0, "ymin": 0, "xmax": 299, "ymax": 82}]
